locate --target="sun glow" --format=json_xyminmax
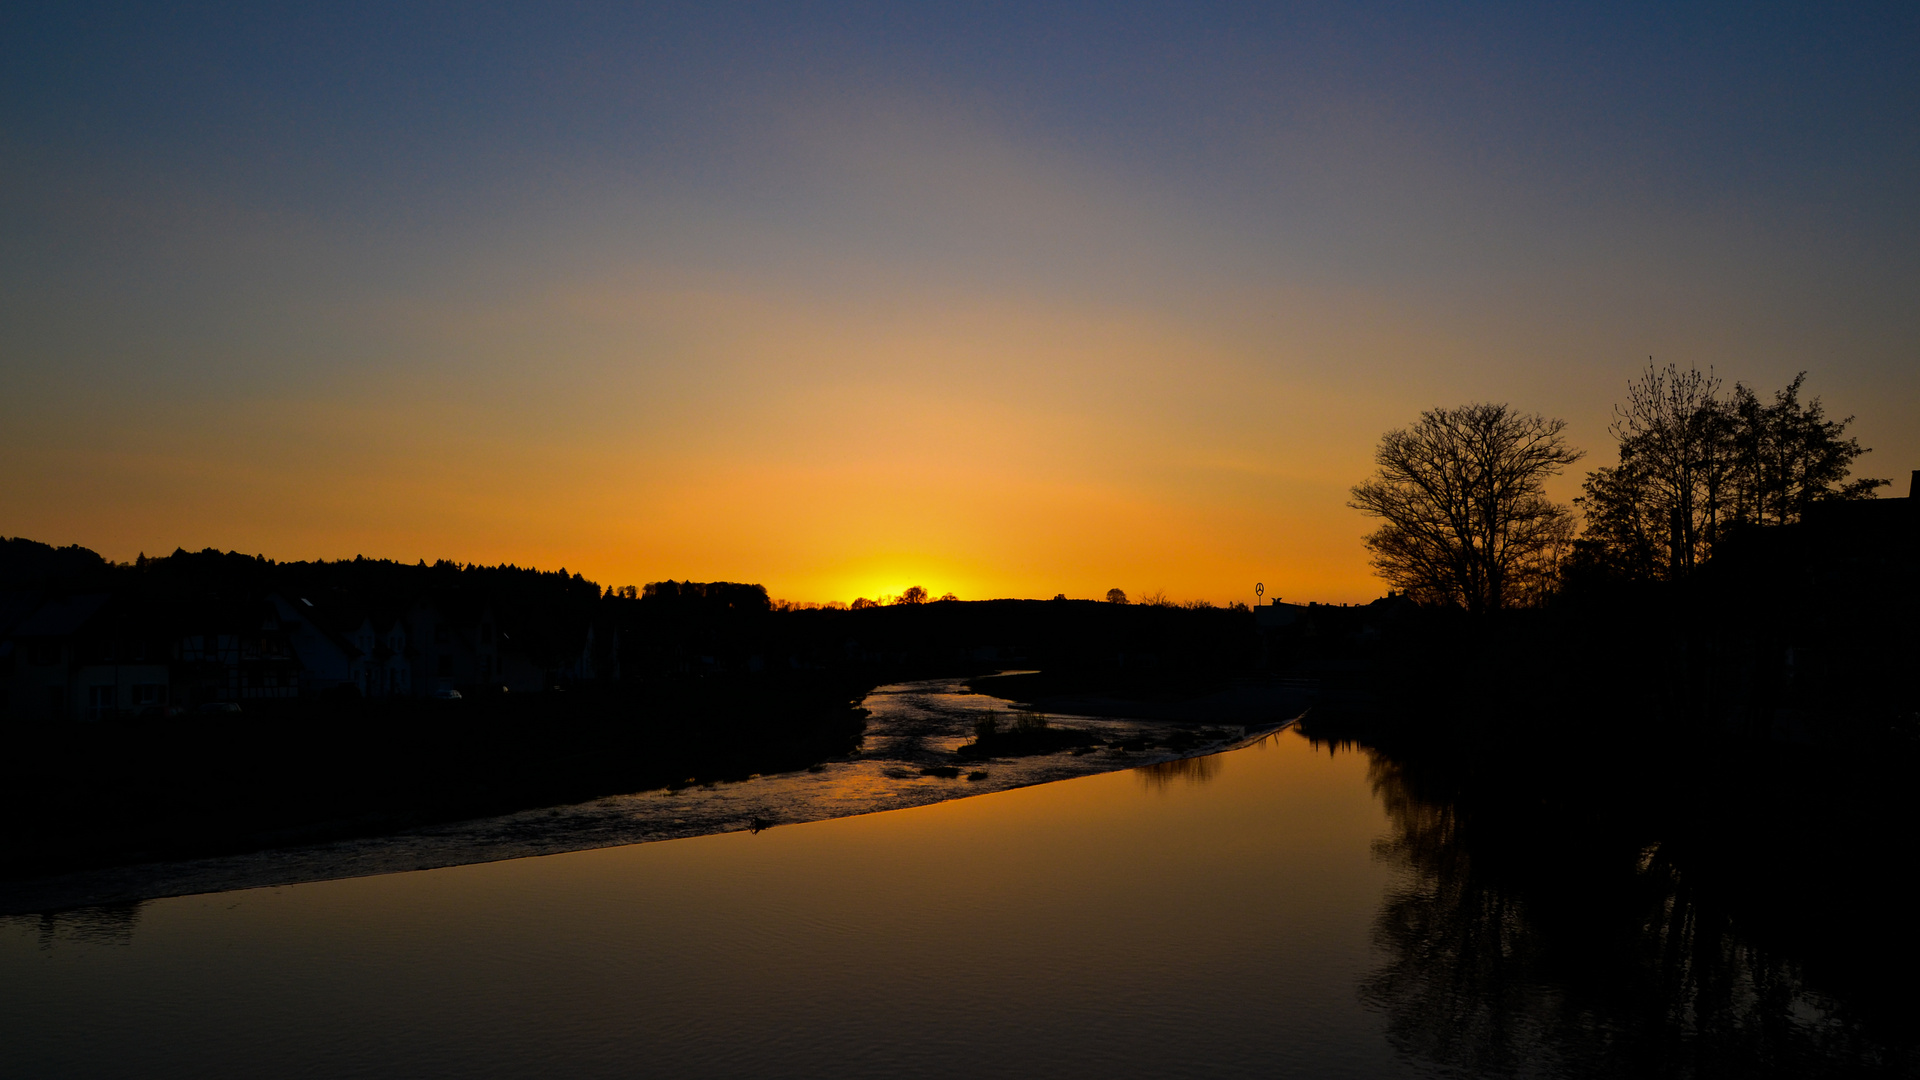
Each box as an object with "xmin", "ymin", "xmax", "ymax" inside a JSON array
[{"xmin": 3, "ymin": 12, "xmax": 1911, "ymax": 608}]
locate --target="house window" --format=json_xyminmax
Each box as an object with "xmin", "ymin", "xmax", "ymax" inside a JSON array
[
  {"xmin": 88, "ymin": 685, "xmax": 116, "ymax": 720},
  {"xmin": 436, "ymin": 654, "xmax": 453, "ymax": 677},
  {"xmin": 134, "ymin": 684, "xmax": 167, "ymax": 707}
]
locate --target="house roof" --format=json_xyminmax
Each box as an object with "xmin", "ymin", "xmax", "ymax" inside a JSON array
[{"xmin": 269, "ymin": 593, "xmax": 364, "ymax": 660}]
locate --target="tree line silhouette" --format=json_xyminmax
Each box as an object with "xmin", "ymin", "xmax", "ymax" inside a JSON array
[
  {"xmin": 1578, "ymin": 368, "xmax": 1885, "ymax": 581},
  {"xmin": 1350, "ymin": 364, "xmax": 1889, "ymax": 610}
]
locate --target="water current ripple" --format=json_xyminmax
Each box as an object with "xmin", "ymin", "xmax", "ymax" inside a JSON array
[{"xmin": 0, "ymin": 674, "xmax": 1307, "ymax": 915}]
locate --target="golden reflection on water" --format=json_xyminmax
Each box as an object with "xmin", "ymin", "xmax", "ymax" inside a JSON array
[
  {"xmin": 0, "ymin": 732, "xmax": 1405, "ymax": 1079},
  {"xmin": 1134, "ymin": 753, "xmax": 1225, "ymax": 791}
]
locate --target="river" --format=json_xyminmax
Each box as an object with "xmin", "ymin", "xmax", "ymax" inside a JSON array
[{"xmin": 0, "ymin": 680, "xmax": 1903, "ymax": 1078}]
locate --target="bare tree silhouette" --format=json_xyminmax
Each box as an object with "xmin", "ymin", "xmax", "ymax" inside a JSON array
[{"xmin": 1350, "ymin": 403, "xmax": 1582, "ymax": 612}]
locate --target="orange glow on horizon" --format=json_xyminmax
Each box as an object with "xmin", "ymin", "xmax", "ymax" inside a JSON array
[{"xmin": 4, "ymin": 98, "xmax": 1911, "ymax": 604}]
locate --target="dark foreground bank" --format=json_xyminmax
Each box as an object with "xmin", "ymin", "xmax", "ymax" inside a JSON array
[
  {"xmin": 1299, "ymin": 701, "xmax": 1920, "ymax": 1076},
  {"xmin": 0, "ymin": 675, "xmax": 1306, "ymax": 915},
  {"xmin": 0, "ymin": 676, "xmax": 870, "ymax": 881}
]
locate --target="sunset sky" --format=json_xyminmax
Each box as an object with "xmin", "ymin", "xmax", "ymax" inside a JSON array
[{"xmin": 4, "ymin": 3, "xmax": 1915, "ymax": 605}]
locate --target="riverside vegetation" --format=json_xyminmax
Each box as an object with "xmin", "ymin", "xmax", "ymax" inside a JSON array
[{"xmin": 1313, "ymin": 365, "xmax": 1917, "ymax": 1074}]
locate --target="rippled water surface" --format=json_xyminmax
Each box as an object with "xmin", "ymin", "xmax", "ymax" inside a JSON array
[{"xmin": 0, "ymin": 676, "xmax": 1299, "ymax": 913}]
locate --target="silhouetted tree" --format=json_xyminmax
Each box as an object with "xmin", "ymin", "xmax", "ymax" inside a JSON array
[
  {"xmin": 1576, "ymin": 364, "xmax": 1732, "ymax": 580},
  {"xmin": 1725, "ymin": 373, "xmax": 1886, "ymax": 526},
  {"xmin": 1106, "ymin": 588, "xmax": 1128, "ymax": 604},
  {"xmin": 898, "ymin": 585, "xmax": 928, "ymax": 605},
  {"xmin": 1350, "ymin": 404, "xmax": 1582, "ymax": 613},
  {"xmin": 1577, "ymin": 366, "xmax": 1885, "ymax": 580}
]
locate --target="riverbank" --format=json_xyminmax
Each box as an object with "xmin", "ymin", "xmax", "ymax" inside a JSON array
[
  {"xmin": 1300, "ymin": 704, "xmax": 1920, "ymax": 1068},
  {"xmin": 0, "ymin": 675, "xmax": 870, "ymax": 886},
  {"xmin": 967, "ymin": 670, "xmax": 1318, "ymax": 726},
  {"xmin": 0, "ymin": 675, "xmax": 1299, "ymax": 915}
]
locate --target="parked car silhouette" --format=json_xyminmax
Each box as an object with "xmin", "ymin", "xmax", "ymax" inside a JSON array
[{"xmin": 433, "ymin": 688, "xmax": 463, "ymax": 700}]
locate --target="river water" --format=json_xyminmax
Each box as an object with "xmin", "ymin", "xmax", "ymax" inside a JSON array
[{"xmin": 0, "ymin": 680, "xmax": 1897, "ymax": 1078}]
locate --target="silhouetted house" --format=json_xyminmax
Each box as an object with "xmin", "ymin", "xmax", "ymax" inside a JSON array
[
  {"xmin": 2, "ymin": 593, "xmax": 113, "ymax": 721},
  {"xmin": 346, "ymin": 614, "xmax": 413, "ymax": 697},
  {"xmin": 1698, "ymin": 469, "xmax": 1918, "ymax": 731},
  {"xmin": 1255, "ymin": 601, "xmax": 1307, "ymax": 630},
  {"xmin": 497, "ymin": 634, "xmax": 554, "ymax": 691},
  {"xmin": 269, "ymin": 594, "xmax": 359, "ymax": 694},
  {"xmin": 270, "ymin": 591, "xmax": 596, "ymax": 698},
  {"xmin": 2, "ymin": 550, "xmax": 614, "ymax": 714},
  {"xmin": 172, "ymin": 598, "xmax": 302, "ymax": 706},
  {"xmin": 0, "ymin": 593, "xmax": 182, "ymax": 721},
  {"xmin": 1796, "ymin": 469, "xmax": 1917, "ymax": 566},
  {"xmin": 0, "ymin": 593, "xmax": 43, "ymax": 719},
  {"xmin": 491, "ymin": 616, "xmax": 598, "ymax": 692},
  {"xmin": 410, "ymin": 599, "xmax": 502, "ymax": 694},
  {"xmin": 269, "ymin": 595, "xmax": 415, "ymax": 698}
]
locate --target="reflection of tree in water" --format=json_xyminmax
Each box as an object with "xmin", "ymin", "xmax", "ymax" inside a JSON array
[
  {"xmin": 1134, "ymin": 753, "xmax": 1223, "ymax": 791},
  {"xmin": 1361, "ymin": 756, "xmax": 1911, "ymax": 1079},
  {"xmin": 4, "ymin": 901, "xmax": 145, "ymax": 949}
]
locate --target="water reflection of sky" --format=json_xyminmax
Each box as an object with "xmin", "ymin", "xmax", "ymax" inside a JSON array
[
  {"xmin": 1, "ymin": 729, "xmax": 1408, "ymax": 1079},
  {"xmin": 3, "ymin": 721, "xmax": 1888, "ymax": 1077}
]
